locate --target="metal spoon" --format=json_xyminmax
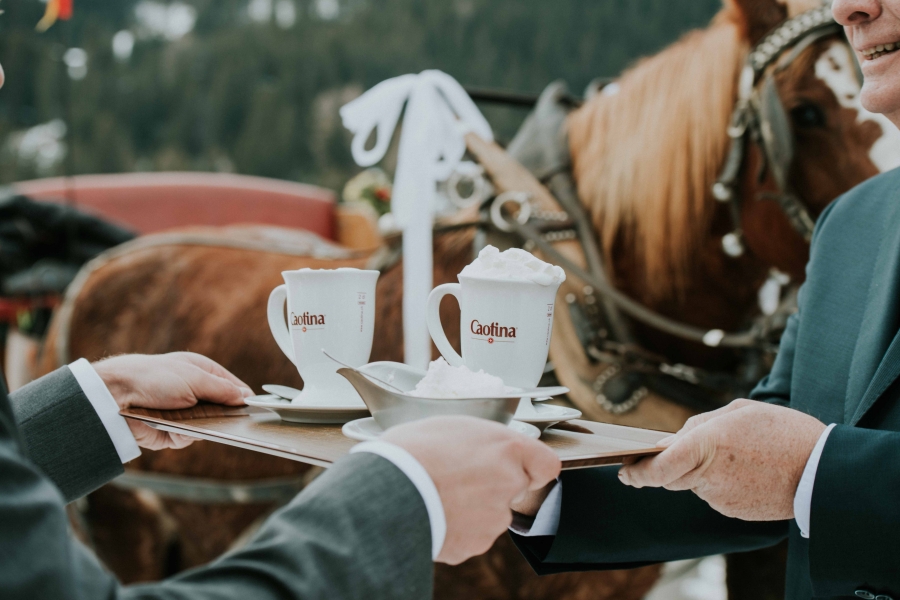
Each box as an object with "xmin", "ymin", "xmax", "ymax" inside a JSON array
[
  {"xmin": 262, "ymin": 384, "xmax": 303, "ymax": 401},
  {"xmin": 322, "ymin": 349, "xmax": 406, "ymax": 393}
]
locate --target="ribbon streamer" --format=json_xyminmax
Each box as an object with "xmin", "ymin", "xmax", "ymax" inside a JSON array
[{"xmin": 341, "ymin": 70, "xmax": 492, "ymax": 369}]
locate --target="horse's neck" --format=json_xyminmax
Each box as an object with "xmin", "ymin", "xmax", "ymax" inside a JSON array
[{"xmin": 611, "ymin": 206, "xmax": 771, "ymax": 369}]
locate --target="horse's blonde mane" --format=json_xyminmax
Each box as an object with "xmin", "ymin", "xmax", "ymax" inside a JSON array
[{"xmin": 568, "ymin": 11, "xmax": 748, "ymax": 300}]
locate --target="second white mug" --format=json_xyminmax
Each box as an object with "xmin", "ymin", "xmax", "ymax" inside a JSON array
[{"xmin": 426, "ymin": 274, "xmax": 561, "ymax": 389}]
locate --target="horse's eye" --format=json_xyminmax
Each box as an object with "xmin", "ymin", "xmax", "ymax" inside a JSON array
[{"xmin": 790, "ymin": 103, "xmax": 826, "ymax": 128}]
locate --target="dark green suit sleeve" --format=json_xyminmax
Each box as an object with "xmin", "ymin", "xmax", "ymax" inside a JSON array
[
  {"xmin": 1, "ymin": 401, "xmax": 433, "ymax": 600},
  {"xmin": 513, "ymin": 321, "xmax": 794, "ymax": 573},
  {"xmin": 514, "ymin": 467, "xmax": 787, "ymax": 574},
  {"xmin": 748, "ymin": 197, "xmax": 899, "ymax": 596},
  {"xmin": 806, "ymin": 425, "xmax": 900, "ymax": 598},
  {"xmin": 511, "ymin": 311, "xmax": 795, "ymax": 571},
  {"xmin": 513, "ymin": 273, "xmax": 802, "ymax": 573},
  {"xmin": 8, "ymin": 366, "xmax": 123, "ymax": 502},
  {"xmin": 514, "ymin": 212, "xmax": 816, "ymax": 574}
]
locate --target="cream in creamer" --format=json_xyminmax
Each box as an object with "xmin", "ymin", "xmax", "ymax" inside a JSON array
[{"xmin": 409, "ymin": 358, "xmax": 514, "ymax": 398}]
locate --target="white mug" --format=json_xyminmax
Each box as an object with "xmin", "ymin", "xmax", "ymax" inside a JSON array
[
  {"xmin": 267, "ymin": 268, "xmax": 379, "ymax": 406},
  {"xmin": 426, "ymin": 275, "xmax": 561, "ymax": 389}
]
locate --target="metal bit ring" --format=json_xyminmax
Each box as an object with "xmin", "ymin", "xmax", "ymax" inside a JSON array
[{"xmin": 490, "ymin": 191, "xmax": 532, "ymax": 232}]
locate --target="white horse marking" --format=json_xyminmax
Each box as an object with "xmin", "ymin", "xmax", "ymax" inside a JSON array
[{"xmin": 815, "ymin": 41, "xmax": 900, "ymax": 173}]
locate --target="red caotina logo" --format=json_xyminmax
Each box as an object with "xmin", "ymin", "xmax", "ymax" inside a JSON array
[
  {"xmin": 291, "ymin": 312, "xmax": 325, "ymax": 331},
  {"xmin": 470, "ymin": 320, "xmax": 516, "ymax": 341}
]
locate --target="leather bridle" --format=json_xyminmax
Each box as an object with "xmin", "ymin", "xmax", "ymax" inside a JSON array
[{"xmin": 713, "ymin": 4, "xmax": 842, "ymax": 256}]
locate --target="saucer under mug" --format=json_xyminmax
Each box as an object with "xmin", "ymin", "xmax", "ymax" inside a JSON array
[{"xmin": 246, "ymin": 395, "xmax": 370, "ymax": 424}]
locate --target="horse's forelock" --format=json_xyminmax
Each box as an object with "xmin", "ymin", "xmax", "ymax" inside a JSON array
[
  {"xmin": 567, "ymin": 19, "xmax": 745, "ymax": 301},
  {"xmin": 722, "ymin": 0, "xmax": 788, "ymax": 44}
]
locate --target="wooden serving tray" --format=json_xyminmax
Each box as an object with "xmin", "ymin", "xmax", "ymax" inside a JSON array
[{"xmin": 121, "ymin": 404, "xmax": 667, "ymax": 470}]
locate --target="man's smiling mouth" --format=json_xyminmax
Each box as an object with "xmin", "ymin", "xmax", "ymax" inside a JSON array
[{"xmin": 861, "ymin": 42, "xmax": 900, "ymax": 60}]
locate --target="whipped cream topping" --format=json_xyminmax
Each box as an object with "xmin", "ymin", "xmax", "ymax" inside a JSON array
[
  {"xmin": 410, "ymin": 358, "xmax": 512, "ymax": 399},
  {"xmin": 459, "ymin": 245, "xmax": 565, "ymax": 286}
]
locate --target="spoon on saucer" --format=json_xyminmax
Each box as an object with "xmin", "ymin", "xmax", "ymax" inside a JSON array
[
  {"xmin": 262, "ymin": 384, "xmax": 302, "ymax": 401},
  {"xmin": 322, "ymin": 349, "xmax": 406, "ymax": 393}
]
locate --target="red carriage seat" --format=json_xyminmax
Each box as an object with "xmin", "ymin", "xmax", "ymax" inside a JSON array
[{"xmin": 13, "ymin": 172, "xmax": 338, "ymax": 240}]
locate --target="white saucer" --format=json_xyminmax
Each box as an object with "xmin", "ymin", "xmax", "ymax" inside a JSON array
[
  {"xmin": 342, "ymin": 417, "xmax": 541, "ymax": 442},
  {"xmin": 246, "ymin": 395, "xmax": 370, "ymax": 424},
  {"xmin": 513, "ymin": 402, "xmax": 582, "ymax": 432}
]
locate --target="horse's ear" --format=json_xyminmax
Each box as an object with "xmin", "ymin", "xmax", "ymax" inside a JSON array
[{"xmin": 723, "ymin": 0, "xmax": 788, "ymax": 44}]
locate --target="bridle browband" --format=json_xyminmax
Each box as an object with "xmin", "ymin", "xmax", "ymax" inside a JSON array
[{"xmin": 713, "ymin": 4, "xmax": 842, "ymax": 256}]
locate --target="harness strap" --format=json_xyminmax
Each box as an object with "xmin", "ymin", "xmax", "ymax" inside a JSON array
[
  {"xmin": 494, "ymin": 82, "xmax": 636, "ymax": 346},
  {"xmin": 502, "ymin": 215, "xmax": 768, "ymax": 350}
]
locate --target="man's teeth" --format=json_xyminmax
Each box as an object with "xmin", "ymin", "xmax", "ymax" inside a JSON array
[{"xmin": 862, "ymin": 42, "xmax": 899, "ymax": 59}]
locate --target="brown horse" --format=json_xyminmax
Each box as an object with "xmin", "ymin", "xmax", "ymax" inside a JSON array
[{"xmin": 37, "ymin": 0, "xmax": 900, "ymax": 598}]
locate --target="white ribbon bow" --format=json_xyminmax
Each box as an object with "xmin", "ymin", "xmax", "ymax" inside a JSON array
[{"xmin": 341, "ymin": 70, "xmax": 492, "ymax": 369}]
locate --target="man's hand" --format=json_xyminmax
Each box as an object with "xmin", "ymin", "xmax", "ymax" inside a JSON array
[
  {"xmin": 382, "ymin": 416, "xmax": 561, "ymax": 565},
  {"xmin": 509, "ymin": 480, "xmax": 556, "ymax": 517},
  {"xmin": 94, "ymin": 353, "xmax": 254, "ymax": 451},
  {"xmin": 618, "ymin": 399, "xmax": 826, "ymax": 521}
]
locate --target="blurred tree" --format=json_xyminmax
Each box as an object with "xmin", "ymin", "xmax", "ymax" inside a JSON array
[{"xmin": 0, "ymin": 0, "xmax": 721, "ymax": 189}]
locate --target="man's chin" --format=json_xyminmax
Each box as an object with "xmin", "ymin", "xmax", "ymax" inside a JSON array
[{"xmin": 860, "ymin": 82, "xmax": 900, "ymax": 119}]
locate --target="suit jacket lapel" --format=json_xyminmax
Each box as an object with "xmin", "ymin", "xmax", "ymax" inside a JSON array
[{"xmin": 846, "ymin": 199, "xmax": 900, "ymax": 425}]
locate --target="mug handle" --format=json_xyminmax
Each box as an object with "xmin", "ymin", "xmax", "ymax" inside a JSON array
[
  {"xmin": 426, "ymin": 283, "xmax": 464, "ymax": 367},
  {"xmin": 267, "ymin": 285, "xmax": 295, "ymax": 361}
]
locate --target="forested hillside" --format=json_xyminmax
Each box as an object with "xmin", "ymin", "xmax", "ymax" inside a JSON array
[{"xmin": 0, "ymin": 0, "xmax": 721, "ymax": 188}]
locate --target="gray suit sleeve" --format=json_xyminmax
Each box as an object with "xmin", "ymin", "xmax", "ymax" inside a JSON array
[
  {"xmin": 9, "ymin": 367, "xmax": 123, "ymax": 502},
  {"xmin": 1, "ymin": 405, "xmax": 433, "ymax": 600},
  {"xmin": 124, "ymin": 452, "xmax": 434, "ymax": 600}
]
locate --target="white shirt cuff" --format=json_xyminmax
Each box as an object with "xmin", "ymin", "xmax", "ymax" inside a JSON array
[
  {"xmin": 68, "ymin": 358, "xmax": 141, "ymax": 464},
  {"xmin": 350, "ymin": 441, "xmax": 446, "ymax": 560},
  {"xmin": 793, "ymin": 423, "xmax": 835, "ymax": 539},
  {"xmin": 510, "ymin": 479, "xmax": 562, "ymax": 537}
]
